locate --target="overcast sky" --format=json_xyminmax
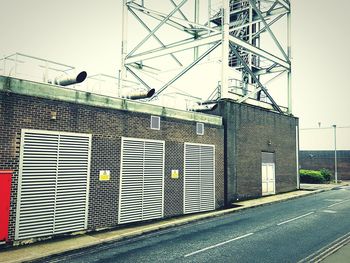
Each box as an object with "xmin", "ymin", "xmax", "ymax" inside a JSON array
[{"xmin": 0, "ymin": 0, "xmax": 349, "ymax": 150}]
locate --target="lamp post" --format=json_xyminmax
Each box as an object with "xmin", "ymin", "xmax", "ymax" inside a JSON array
[{"xmin": 333, "ymin": 125, "xmax": 338, "ymax": 183}]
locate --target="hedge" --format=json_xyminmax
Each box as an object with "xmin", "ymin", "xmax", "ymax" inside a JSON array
[{"xmin": 300, "ymin": 169, "xmax": 332, "ymax": 184}]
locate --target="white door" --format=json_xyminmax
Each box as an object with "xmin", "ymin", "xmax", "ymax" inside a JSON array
[
  {"xmin": 119, "ymin": 137, "xmax": 164, "ymax": 224},
  {"xmin": 16, "ymin": 129, "xmax": 91, "ymax": 240},
  {"xmin": 262, "ymin": 163, "xmax": 275, "ymax": 196},
  {"xmin": 261, "ymin": 152, "xmax": 275, "ymax": 196}
]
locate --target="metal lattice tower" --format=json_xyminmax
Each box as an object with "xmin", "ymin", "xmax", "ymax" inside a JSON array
[{"xmin": 120, "ymin": 0, "xmax": 291, "ymax": 114}]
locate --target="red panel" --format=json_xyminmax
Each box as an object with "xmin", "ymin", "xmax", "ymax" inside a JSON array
[{"xmin": 0, "ymin": 170, "xmax": 12, "ymax": 242}]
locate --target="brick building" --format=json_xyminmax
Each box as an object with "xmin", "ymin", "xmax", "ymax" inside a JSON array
[
  {"xmin": 300, "ymin": 151, "xmax": 350, "ymax": 180},
  {"xmin": 0, "ymin": 76, "xmax": 224, "ymax": 243},
  {"xmin": 0, "ymin": 75, "xmax": 298, "ymax": 245},
  {"xmin": 211, "ymin": 100, "xmax": 299, "ymax": 203}
]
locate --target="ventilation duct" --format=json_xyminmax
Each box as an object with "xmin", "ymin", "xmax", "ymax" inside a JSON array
[
  {"xmin": 49, "ymin": 71, "xmax": 87, "ymax": 86},
  {"xmin": 191, "ymin": 103, "xmax": 218, "ymax": 112},
  {"xmin": 122, "ymin": 88, "xmax": 155, "ymax": 100}
]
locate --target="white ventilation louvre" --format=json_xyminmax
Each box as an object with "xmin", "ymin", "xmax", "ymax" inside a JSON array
[
  {"xmin": 15, "ymin": 129, "xmax": 91, "ymax": 240},
  {"xmin": 196, "ymin": 123, "xmax": 204, "ymax": 135},
  {"xmin": 150, "ymin": 116, "xmax": 160, "ymax": 130},
  {"xmin": 184, "ymin": 143, "xmax": 215, "ymax": 214},
  {"xmin": 119, "ymin": 137, "xmax": 164, "ymax": 224}
]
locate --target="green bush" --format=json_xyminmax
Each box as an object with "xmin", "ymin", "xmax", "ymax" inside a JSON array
[
  {"xmin": 300, "ymin": 169, "xmax": 325, "ymax": 183},
  {"xmin": 299, "ymin": 169, "xmax": 332, "ymax": 183},
  {"xmin": 320, "ymin": 168, "xmax": 332, "ymax": 182}
]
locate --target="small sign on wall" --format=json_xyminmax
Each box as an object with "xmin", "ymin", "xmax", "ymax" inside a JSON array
[
  {"xmin": 171, "ymin": 169, "xmax": 179, "ymax": 179},
  {"xmin": 99, "ymin": 170, "xmax": 111, "ymax": 181}
]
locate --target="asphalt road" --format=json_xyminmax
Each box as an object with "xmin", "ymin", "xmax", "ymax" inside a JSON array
[{"xmin": 41, "ymin": 186, "xmax": 350, "ymax": 263}]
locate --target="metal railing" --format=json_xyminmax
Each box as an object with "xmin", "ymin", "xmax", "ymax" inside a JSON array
[
  {"xmin": 0, "ymin": 52, "xmax": 207, "ymax": 111},
  {"xmin": 0, "ymin": 52, "xmax": 144, "ymax": 99},
  {"xmin": 0, "ymin": 53, "xmax": 76, "ymax": 84}
]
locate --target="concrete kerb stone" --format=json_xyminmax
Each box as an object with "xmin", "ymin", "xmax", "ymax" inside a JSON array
[{"xmin": 0, "ymin": 188, "xmax": 336, "ymax": 263}]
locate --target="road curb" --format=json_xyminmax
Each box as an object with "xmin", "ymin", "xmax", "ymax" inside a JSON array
[{"xmin": 1, "ymin": 188, "xmax": 334, "ymax": 263}]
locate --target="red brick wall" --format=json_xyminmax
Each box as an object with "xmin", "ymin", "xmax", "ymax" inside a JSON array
[{"xmin": 0, "ymin": 92, "xmax": 224, "ymax": 242}]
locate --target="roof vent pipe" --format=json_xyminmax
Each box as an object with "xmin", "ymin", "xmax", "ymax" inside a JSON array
[
  {"xmin": 122, "ymin": 88, "xmax": 155, "ymax": 100},
  {"xmin": 192, "ymin": 103, "xmax": 218, "ymax": 112},
  {"xmin": 49, "ymin": 71, "xmax": 87, "ymax": 86}
]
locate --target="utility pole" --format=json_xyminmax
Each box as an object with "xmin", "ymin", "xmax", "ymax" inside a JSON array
[
  {"xmin": 333, "ymin": 124, "xmax": 338, "ymax": 183},
  {"xmin": 287, "ymin": 2, "xmax": 292, "ymax": 114}
]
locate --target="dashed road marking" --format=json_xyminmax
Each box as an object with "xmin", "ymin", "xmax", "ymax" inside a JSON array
[
  {"xmin": 322, "ymin": 210, "xmax": 337, "ymax": 214},
  {"xmin": 324, "ymin": 199, "xmax": 343, "ymax": 202},
  {"xmin": 328, "ymin": 199, "xmax": 350, "ymax": 208},
  {"xmin": 184, "ymin": 233, "xmax": 254, "ymax": 257},
  {"xmin": 277, "ymin": 212, "xmax": 314, "ymax": 226}
]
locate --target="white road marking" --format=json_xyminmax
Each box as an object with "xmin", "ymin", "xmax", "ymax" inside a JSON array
[
  {"xmin": 328, "ymin": 199, "xmax": 350, "ymax": 208},
  {"xmin": 324, "ymin": 199, "xmax": 343, "ymax": 202},
  {"xmin": 184, "ymin": 232, "xmax": 254, "ymax": 257},
  {"xmin": 277, "ymin": 212, "xmax": 315, "ymax": 226},
  {"xmin": 322, "ymin": 210, "xmax": 337, "ymax": 214},
  {"xmin": 298, "ymin": 231, "xmax": 350, "ymax": 263}
]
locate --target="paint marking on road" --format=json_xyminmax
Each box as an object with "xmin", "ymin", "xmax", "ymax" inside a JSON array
[
  {"xmin": 322, "ymin": 210, "xmax": 337, "ymax": 214},
  {"xmin": 277, "ymin": 212, "xmax": 314, "ymax": 226},
  {"xmin": 184, "ymin": 233, "xmax": 254, "ymax": 258},
  {"xmin": 328, "ymin": 199, "xmax": 350, "ymax": 208},
  {"xmin": 324, "ymin": 199, "xmax": 343, "ymax": 202},
  {"xmin": 298, "ymin": 231, "xmax": 350, "ymax": 263}
]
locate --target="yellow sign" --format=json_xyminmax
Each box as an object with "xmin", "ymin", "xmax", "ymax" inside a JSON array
[
  {"xmin": 99, "ymin": 170, "xmax": 111, "ymax": 181},
  {"xmin": 171, "ymin": 169, "xmax": 179, "ymax": 179}
]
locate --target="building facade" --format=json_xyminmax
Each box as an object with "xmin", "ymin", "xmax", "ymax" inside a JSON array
[
  {"xmin": 0, "ymin": 76, "xmax": 224, "ymax": 243},
  {"xmin": 0, "ymin": 75, "xmax": 298, "ymax": 245}
]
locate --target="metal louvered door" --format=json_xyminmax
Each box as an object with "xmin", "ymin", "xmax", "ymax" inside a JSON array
[
  {"xmin": 184, "ymin": 144, "xmax": 201, "ymax": 214},
  {"xmin": 143, "ymin": 141, "xmax": 164, "ymax": 220},
  {"xmin": 15, "ymin": 129, "xmax": 91, "ymax": 240},
  {"xmin": 119, "ymin": 139, "xmax": 144, "ymax": 224},
  {"xmin": 55, "ymin": 134, "xmax": 91, "ymax": 234},
  {"xmin": 119, "ymin": 138, "xmax": 164, "ymax": 224},
  {"xmin": 184, "ymin": 143, "xmax": 215, "ymax": 214},
  {"xmin": 16, "ymin": 131, "xmax": 58, "ymax": 240},
  {"xmin": 199, "ymin": 145, "xmax": 215, "ymax": 212}
]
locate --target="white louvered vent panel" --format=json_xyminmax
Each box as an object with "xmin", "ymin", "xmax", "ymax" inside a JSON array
[
  {"xmin": 184, "ymin": 144, "xmax": 201, "ymax": 214},
  {"xmin": 200, "ymin": 145, "xmax": 215, "ymax": 212},
  {"xmin": 143, "ymin": 141, "xmax": 164, "ymax": 221},
  {"xmin": 119, "ymin": 139, "xmax": 144, "ymax": 224},
  {"xmin": 55, "ymin": 135, "xmax": 90, "ymax": 234},
  {"xmin": 150, "ymin": 116, "xmax": 160, "ymax": 130},
  {"xmin": 119, "ymin": 138, "xmax": 164, "ymax": 224},
  {"xmin": 196, "ymin": 123, "xmax": 204, "ymax": 135},
  {"xmin": 16, "ymin": 132, "xmax": 59, "ymax": 240},
  {"xmin": 16, "ymin": 130, "xmax": 91, "ymax": 240},
  {"xmin": 184, "ymin": 143, "xmax": 215, "ymax": 215}
]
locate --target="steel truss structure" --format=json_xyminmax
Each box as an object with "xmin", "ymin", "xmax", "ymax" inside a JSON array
[{"xmin": 121, "ymin": 0, "xmax": 292, "ymax": 114}]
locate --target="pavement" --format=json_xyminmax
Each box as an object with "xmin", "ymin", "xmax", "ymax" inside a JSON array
[
  {"xmin": 322, "ymin": 243, "xmax": 350, "ymax": 263},
  {"xmin": 0, "ymin": 182, "xmax": 348, "ymax": 263}
]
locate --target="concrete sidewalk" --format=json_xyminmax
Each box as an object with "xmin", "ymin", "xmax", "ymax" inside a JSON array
[
  {"xmin": 322, "ymin": 243, "xmax": 350, "ymax": 263},
  {"xmin": 0, "ymin": 182, "xmax": 347, "ymax": 263}
]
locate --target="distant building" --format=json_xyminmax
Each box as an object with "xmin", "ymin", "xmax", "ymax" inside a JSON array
[{"xmin": 299, "ymin": 151, "xmax": 350, "ymax": 180}]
